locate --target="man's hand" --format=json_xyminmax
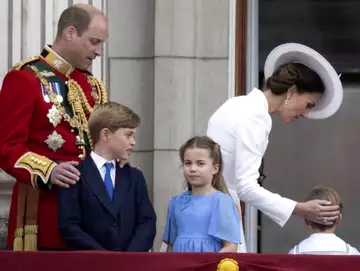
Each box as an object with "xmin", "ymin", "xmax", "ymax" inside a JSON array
[{"xmin": 50, "ymin": 161, "xmax": 80, "ymax": 188}]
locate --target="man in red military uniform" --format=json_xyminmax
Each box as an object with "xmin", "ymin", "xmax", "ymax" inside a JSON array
[{"xmin": 0, "ymin": 3, "xmax": 109, "ymax": 250}]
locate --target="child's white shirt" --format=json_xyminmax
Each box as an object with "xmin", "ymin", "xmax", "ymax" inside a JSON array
[{"xmin": 289, "ymin": 233, "xmax": 359, "ymax": 255}]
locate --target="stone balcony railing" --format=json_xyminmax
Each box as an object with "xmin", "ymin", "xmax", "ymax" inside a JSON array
[{"xmin": 0, "ymin": 170, "xmax": 15, "ymax": 249}]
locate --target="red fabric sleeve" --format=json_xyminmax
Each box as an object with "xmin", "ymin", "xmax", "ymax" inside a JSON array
[{"xmin": 0, "ymin": 69, "xmax": 40, "ymax": 184}]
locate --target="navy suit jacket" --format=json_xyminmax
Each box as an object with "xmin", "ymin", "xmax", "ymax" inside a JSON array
[{"xmin": 58, "ymin": 155, "xmax": 157, "ymax": 251}]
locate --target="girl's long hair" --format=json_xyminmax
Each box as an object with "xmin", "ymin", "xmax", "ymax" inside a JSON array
[{"xmin": 179, "ymin": 136, "xmax": 230, "ymax": 195}]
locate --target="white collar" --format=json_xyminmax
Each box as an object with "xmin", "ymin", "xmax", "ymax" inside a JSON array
[
  {"xmin": 90, "ymin": 151, "xmax": 116, "ymax": 171},
  {"xmin": 309, "ymin": 233, "xmax": 337, "ymax": 238},
  {"xmin": 247, "ymin": 88, "xmax": 269, "ymax": 113}
]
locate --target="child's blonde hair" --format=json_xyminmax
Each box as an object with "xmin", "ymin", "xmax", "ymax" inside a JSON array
[
  {"xmin": 88, "ymin": 101, "xmax": 140, "ymax": 145},
  {"xmin": 305, "ymin": 185, "xmax": 343, "ymax": 231}
]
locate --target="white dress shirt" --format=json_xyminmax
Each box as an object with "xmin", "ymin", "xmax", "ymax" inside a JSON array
[
  {"xmin": 207, "ymin": 88, "xmax": 297, "ymax": 228},
  {"xmin": 90, "ymin": 151, "xmax": 116, "ymax": 187},
  {"xmin": 289, "ymin": 233, "xmax": 360, "ymax": 255}
]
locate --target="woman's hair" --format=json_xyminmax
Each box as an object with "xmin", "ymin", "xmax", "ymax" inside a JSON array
[
  {"xmin": 179, "ymin": 136, "xmax": 230, "ymax": 195},
  {"xmin": 305, "ymin": 185, "xmax": 343, "ymax": 231},
  {"xmin": 265, "ymin": 63, "xmax": 325, "ymax": 95}
]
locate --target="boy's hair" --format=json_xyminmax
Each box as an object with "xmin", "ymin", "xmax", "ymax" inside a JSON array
[
  {"xmin": 305, "ymin": 185, "xmax": 343, "ymax": 231},
  {"xmin": 88, "ymin": 102, "xmax": 140, "ymax": 144}
]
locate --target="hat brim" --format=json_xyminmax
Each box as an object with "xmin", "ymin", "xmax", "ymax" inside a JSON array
[{"xmin": 264, "ymin": 43, "xmax": 343, "ymax": 119}]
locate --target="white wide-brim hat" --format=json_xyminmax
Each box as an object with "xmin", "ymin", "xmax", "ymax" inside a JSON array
[{"xmin": 264, "ymin": 43, "xmax": 343, "ymax": 119}]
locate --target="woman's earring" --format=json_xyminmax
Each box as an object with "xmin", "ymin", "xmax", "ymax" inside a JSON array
[{"xmin": 285, "ymin": 93, "xmax": 292, "ymax": 105}]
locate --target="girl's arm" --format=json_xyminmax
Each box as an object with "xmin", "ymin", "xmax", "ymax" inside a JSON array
[
  {"xmin": 219, "ymin": 241, "xmax": 238, "ymax": 253},
  {"xmin": 166, "ymin": 243, "xmax": 173, "ymax": 252}
]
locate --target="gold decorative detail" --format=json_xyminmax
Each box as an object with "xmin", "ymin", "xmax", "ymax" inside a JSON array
[
  {"xmin": 14, "ymin": 152, "xmax": 57, "ymax": 185},
  {"xmin": 40, "ymin": 70, "xmax": 56, "ymax": 77},
  {"xmin": 56, "ymin": 94, "xmax": 63, "ymax": 103},
  {"xmin": 88, "ymin": 76, "xmax": 108, "ymax": 105},
  {"xmin": 11, "ymin": 56, "xmax": 40, "ymax": 71},
  {"xmin": 28, "ymin": 64, "xmax": 107, "ymax": 151},
  {"xmin": 53, "ymin": 59, "xmax": 63, "ymax": 69},
  {"xmin": 40, "ymin": 46, "xmax": 74, "ymax": 76},
  {"xmin": 217, "ymin": 258, "xmax": 239, "ymax": 271},
  {"xmin": 13, "ymin": 228, "xmax": 24, "ymax": 251},
  {"xmin": 28, "ymin": 65, "xmax": 87, "ymax": 146},
  {"xmin": 46, "ymin": 105, "xmax": 62, "ymax": 127},
  {"xmin": 67, "ymin": 79, "xmax": 93, "ymax": 147},
  {"xmin": 24, "ymin": 225, "xmax": 38, "ymax": 251},
  {"xmin": 45, "ymin": 131, "xmax": 65, "ymax": 152}
]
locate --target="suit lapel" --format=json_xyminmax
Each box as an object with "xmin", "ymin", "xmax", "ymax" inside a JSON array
[
  {"xmin": 81, "ymin": 156, "xmax": 117, "ymax": 219},
  {"xmin": 112, "ymin": 164, "xmax": 130, "ymax": 215}
]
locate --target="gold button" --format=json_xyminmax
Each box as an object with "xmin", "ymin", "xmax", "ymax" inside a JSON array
[
  {"xmin": 78, "ymin": 154, "xmax": 85, "ymax": 160},
  {"xmin": 30, "ymin": 156, "xmax": 35, "ymax": 161},
  {"xmin": 42, "ymin": 162, "xmax": 47, "ymax": 166}
]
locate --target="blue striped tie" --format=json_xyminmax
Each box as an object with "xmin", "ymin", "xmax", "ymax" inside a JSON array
[{"xmin": 104, "ymin": 162, "xmax": 114, "ymax": 200}]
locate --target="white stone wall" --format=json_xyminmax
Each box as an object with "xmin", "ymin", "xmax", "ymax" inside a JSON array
[{"xmin": 107, "ymin": 0, "xmax": 156, "ymax": 203}]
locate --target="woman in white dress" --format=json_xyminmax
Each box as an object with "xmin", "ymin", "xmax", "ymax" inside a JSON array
[{"xmin": 206, "ymin": 43, "xmax": 343, "ymax": 252}]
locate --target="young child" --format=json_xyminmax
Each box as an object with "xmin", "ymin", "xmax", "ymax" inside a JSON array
[
  {"xmin": 289, "ymin": 185, "xmax": 359, "ymax": 255},
  {"xmin": 58, "ymin": 102, "xmax": 156, "ymax": 251},
  {"xmin": 163, "ymin": 136, "xmax": 241, "ymax": 252}
]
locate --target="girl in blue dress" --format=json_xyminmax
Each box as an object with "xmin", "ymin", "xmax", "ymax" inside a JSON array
[{"xmin": 163, "ymin": 136, "xmax": 241, "ymax": 252}]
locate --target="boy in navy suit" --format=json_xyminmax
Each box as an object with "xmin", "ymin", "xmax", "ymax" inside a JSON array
[{"xmin": 58, "ymin": 102, "xmax": 156, "ymax": 251}]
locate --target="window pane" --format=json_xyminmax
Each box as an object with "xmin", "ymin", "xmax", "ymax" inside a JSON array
[{"xmin": 259, "ymin": 0, "xmax": 360, "ymax": 74}]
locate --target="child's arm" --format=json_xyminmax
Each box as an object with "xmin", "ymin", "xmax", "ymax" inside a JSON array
[
  {"xmin": 166, "ymin": 243, "xmax": 173, "ymax": 252},
  {"xmin": 58, "ymin": 177, "xmax": 106, "ymax": 250},
  {"xmin": 162, "ymin": 197, "xmax": 177, "ymax": 252},
  {"xmin": 219, "ymin": 241, "xmax": 238, "ymax": 253},
  {"xmin": 126, "ymin": 170, "xmax": 157, "ymax": 252}
]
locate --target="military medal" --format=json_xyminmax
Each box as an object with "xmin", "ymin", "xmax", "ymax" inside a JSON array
[
  {"xmin": 50, "ymin": 82, "xmax": 63, "ymax": 104},
  {"xmin": 47, "ymin": 105, "xmax": 62, "ymax": 127},
  {"xmin": 56, "ymin": 95, "xmax": 63, "ymax": 103},
  {"xmin": 40, "ymin": 83, "xmax": 50, "ymax": 103},
  {"xmin": 45, "ymin": 131, "xmax": 65, "ymax": 152}
]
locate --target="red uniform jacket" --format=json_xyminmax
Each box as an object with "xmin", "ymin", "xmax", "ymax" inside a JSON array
[{"xmin": 0, "ymin": 46, "xmax": 107, "ymax": 249}]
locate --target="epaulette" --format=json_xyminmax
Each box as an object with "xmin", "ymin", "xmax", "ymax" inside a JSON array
[{"xmin": 11, "ymin": 56, "xmax": 40, "ymax": 71}]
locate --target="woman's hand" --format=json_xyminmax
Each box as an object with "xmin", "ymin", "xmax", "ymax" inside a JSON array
[{"xmin": 294, "ymin": 200, "xmax": 340, "ymax": 225}]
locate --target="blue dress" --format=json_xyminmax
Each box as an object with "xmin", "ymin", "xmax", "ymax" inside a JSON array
[{"xmin": 163, "ymin": 190, "xmax": 241, "ymax": 252}]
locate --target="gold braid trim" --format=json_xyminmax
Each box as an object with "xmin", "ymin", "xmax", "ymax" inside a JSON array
[
  {"xmin": 23, "ymin": 225, "xmax": 38, "ymax": 251},
  {"xmin": 88, "ymin": 76, "xmax": 108, "ymax": 104},
  {"xmin": 13, "ymin": 228, "xmax": 24, "ymax": 251},
  {"xmin": 14, "ymin": 152, "xmax": 57, "ymax": 186},
  {"xmin": 11, "ymin": 56, "xmax": 40, "ymax": 71},
  {"xmin": 67, "ymin": 79, "xmax": 93, "ymax": 148}
]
